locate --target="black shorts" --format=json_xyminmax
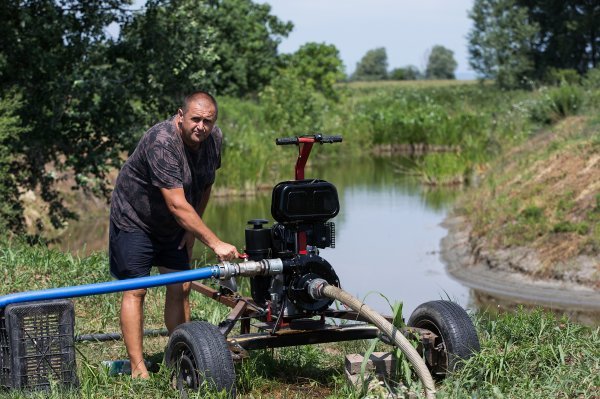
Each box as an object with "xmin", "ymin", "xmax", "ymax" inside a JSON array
[{"xmin": 109, "ymin": 221, "xmax": 190, "ymax": 280}]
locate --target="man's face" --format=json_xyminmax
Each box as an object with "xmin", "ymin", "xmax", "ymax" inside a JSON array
[{"xmin": 178, "ymin": 100, "xmax": 217, "ymax": 150}]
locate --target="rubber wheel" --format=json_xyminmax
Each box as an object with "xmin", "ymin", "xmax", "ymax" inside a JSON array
[
  {"xmin": 408, "ymin": 300, "xmax": 480, "ymax": 378},
  {"xmin": 165, "ymin": 321, "xmax": 236, "ymax": 398}
]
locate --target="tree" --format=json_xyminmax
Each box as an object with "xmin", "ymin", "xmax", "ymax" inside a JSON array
[
  {"xmin": 517, "ymin": 0, "xmax": 600, "ymax": 77},
  {"xmin": 119, "ymin": 0, "xmax": 292, "ymax": 111},
  {"xmin": 281, "ymin": 42, "xmax": 345, "ymax": 99},
  {"xmin": 352, "ymin": 47, "xmax": 388, "ymax": 81},
  {"xmin": 425, "ymin": 46, "xmax": 458, "ymax": 79},
  {"xmin": 0, "ymin": 0, "xmax": 136, "ymax": 232},
  {"xmin": 468, "ymin": 0, "xmax": 539, "ymax": 88},
  {"xmin": 389, "ymin": 66, "xmax": 421, "ymax": 81}
]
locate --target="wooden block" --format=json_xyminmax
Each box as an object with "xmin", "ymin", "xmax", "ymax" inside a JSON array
[{"xmin": 345, "ymin": 352, "xmax": 396, "ymax": 376}]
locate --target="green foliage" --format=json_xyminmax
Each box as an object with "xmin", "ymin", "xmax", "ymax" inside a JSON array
[
  {"xmin": 119, "ymin": 0, "xmax": 292, "ymax": 115},
  {"xmin": 259, "ymin": 69, "xmax": 328, "ymax": 135},
  {"xmin": 545, "ymin": 68, "xmax": 581, "ymax": 86},
  {"xmin": 281, "ymin": 42, "xmax": 346, "ymax": 100},
  {"xmin": 529, "ymin": 84, "xmax": 584, "ymax": 124},
  {"xmin": 0, "ymin": 0, "xmax": 292, "ymax": 234},
  {"xmin": 0, "ymin": 0, "xmax": 136, "ymax": 231},
  {"xmin": 117, "ymin": 0, "xmax": 219, "ymax": 116},
  {"xmin": 425, "ymin": 45, "xmax": 457, "ymax": 80},
  {"xmin": 215, "ymin": 97, "xmax": 275, "ymax": 190},
  {"xmin": 552, "ymin": 221, "xmax": 590, "ymax": 235},
  {"xmin": 206, "ymin": 0, "xmax": 293, "ymax": 97},
  {"xmin": 468, "ymin": 0, "xmax": 539, "ymax": 88},
  {"xmin": 583, "ymin": 66, "xmax": 600, "ymax": 108},
  {"xmin": 583, "ymin": 66, "xmax": 600, "ymax": 89},
  {"xmin": 516, "ymin": 0, "xmax": 600, "ymax": 78},
  {"xmin": 0, "ymin": 92, "xmax": 28, "ymax": 233},
  {"xmin": 351, "ymin": 47, "xmax": 388, "ymax": 81},
  {"xmin": 415, "ymin": 153, "xmax": 471, "ymax": 186},
  {"xmin": 469, "ymin": 0, "xmax": 600, "ymax": 88},
  {"xmin": 520, "ymin": 205, "xmax": 543, "ymax": 221},
  {"xmin": 389, "ymin": 66, "xmax": 421, "ymax": 81}
]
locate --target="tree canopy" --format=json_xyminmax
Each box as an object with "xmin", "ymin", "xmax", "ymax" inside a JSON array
[
  {"xmin": 352, "ymin": 47, "xmax": 388, "ymax": 81},
  {"xmin": 0, "ymin": 0, "xmax": 136, "ymax": 231},
  {"xmin": 468, "ymin": 0, "xmax": 599, "ymax": 88},
  {"xmin": 425, "ymin": 45, "xmax": 458, "ymax": 79},
  {"xmin": 281, "ymin": 42, "xmax": 345, "ymax": 99},
  {"xmin": 389, "ymin": 66, "xmax": 421, "ymax": 81},
  {"xmin": 118, "ymin": 0, "xmax": 293, "ymax": 117}
]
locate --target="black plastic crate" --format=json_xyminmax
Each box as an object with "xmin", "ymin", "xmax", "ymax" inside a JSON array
[{"xmin": 0, "ymin": 300, "xmax": 78, "ymax": 391}]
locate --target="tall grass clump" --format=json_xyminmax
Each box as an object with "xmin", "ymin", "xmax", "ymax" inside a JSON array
[
  {"xmin": 583, "ymin": 66, "xmax": 600, "ymax": 109},
  {"xmin": 439, "ymin": 309, "xmax": 599, "ymax": 399},
  {"xmin": 529, "ymin": 84, "xmax": 584, "ymax": 124}
]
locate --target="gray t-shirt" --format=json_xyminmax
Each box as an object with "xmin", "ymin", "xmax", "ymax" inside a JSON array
[{"xmin": 110, "ymin": 117, "xmax": 222, "ymax": 240}]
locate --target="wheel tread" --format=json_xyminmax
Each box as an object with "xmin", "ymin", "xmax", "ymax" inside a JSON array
[
  {"xmin": 165, "ymin": 321, "xmax": 236, "ymax": 397},
  {"xmin": 408, "ymin": 300, "xmax": 480, "ymax": 373}
]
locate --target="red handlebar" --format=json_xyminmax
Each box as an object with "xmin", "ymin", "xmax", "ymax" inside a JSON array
[
  {"xmin": 275, "ymin": 134, "xmax": 343, "ymax": 146},
  {"xmin": 274, "ymin": 133, "xmax": 343, "ymax": 255}
]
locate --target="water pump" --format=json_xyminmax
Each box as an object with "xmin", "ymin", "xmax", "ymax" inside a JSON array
[{"xmin": 242, "ymin": 135, "xmax": 342, "ymax": 318}]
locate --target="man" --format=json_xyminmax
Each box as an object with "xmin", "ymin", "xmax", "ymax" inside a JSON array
[{"xmin": 109, "ymin": 91, "xmax": 240, "ymax": 378}]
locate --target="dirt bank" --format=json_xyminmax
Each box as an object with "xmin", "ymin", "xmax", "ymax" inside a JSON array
[
  {"xmin": 440, "ymin": 115, "xmax": 600, "ymax": 322},
  {"xmin": 441, "ymin": 215, "xmax": 600, "ymax": 313}
]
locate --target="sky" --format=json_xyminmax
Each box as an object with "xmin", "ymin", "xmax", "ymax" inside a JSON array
[{"xmin": 259, "ymin": 0, "xmax": 476, "ymax": 79}]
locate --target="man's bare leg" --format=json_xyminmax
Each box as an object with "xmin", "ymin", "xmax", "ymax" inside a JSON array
[
  {"xmin": 121, "ymin": 288, "xmax": 149, "ymax": 379},
  {"xmin": 159, "ymin": 267, "xmax": 191, "ymax": 334}
]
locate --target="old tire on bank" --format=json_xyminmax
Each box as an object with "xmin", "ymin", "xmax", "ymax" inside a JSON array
[
  {"xmin": 165, "ymin": 321, "xmax": 236, "ymax": 398},
  {"xmin": 408, "ymin": 300, "xmax": 480, "ymax": 378}
]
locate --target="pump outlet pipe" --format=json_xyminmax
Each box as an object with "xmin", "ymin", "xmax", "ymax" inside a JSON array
[
  {"xmin": 308, "ymin": 279, "xmax": 436, "ymax": 399},
  {"xmin": 0, "ymin": 258, "xmax": 284, "ymax": 308}
]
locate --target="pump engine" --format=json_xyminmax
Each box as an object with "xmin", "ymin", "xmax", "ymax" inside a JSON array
[{"xmin": 244, "ymin": 170, "xmax": 342, "ymax": 318}]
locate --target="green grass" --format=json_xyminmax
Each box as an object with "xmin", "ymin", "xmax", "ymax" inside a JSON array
[
  {"xmin": 437, "ymin": 310, "xmax": 599, "ymax": 399},
  {"xmin": 0, "ymin": 240, "xmax": 598, "ymax": 398}
]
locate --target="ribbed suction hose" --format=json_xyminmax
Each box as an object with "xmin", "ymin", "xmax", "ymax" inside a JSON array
[{"xmin": 309, "ymin": 280, "xmax": 436, "ymax": 399}]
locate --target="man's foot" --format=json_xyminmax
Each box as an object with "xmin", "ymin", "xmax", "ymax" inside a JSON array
[
  {"xmin": 131, "ymin": 370, "xmax": 150, "ymax": 379},
  {"xmin": 131, "ymin": 359, "xmax": 150, "ymax": 379}
]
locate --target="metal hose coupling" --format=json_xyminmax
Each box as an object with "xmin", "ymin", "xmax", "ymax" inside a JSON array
[
  {"xmin": 306, "ymin": 278, "xmax": 329, "ymax": 300},
  {"xmin": 217, "ymin": 258, "xmax": 284, "ymax": 280}
]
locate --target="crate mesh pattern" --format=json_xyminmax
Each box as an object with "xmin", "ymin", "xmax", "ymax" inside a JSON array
[{"xmin": 0, "ymin": 300, "xmax": 77, "ymax": 390}]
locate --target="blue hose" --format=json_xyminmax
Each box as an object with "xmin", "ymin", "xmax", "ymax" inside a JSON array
[{"xmin": 0, "ymin": 266, "xmax": 220, "ymax": 308}]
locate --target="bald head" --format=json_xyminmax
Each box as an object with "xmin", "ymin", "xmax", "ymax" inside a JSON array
[{"xmin": 182, "ymin": 91, "xmax": 218, "ymax": 119}]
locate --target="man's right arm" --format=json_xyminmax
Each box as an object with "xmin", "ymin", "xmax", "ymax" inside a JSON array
[{"xmin": 160, "ymin": 187, "xmax": 239, "ymax": 261}]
